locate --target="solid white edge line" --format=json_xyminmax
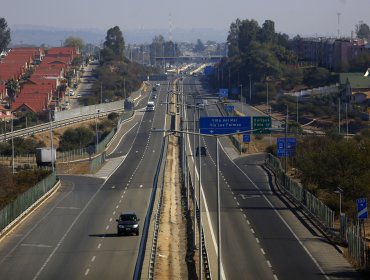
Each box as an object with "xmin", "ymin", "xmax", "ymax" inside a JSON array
[{"xmin": 219, "ymin": 144, "xmax": 330, "ymax": 280}]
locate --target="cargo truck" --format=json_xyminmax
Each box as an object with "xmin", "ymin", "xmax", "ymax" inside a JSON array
[{"xmin": 36, "ymin": 147, "xmax": 56, "ymax": 167}]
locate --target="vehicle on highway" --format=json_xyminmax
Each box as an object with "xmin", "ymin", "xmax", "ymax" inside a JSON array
[
  {"xmin": 116, "ymin": 212, "xmax": 140, "ymax": 236},
  {"xmin": 76, "ymin": 93, "xmax": 82, "ymax": 98},
  {"xmin": 68, "ymin": 89, "xmax": 75, "ymax": 96},
  {"xmin": 156, "ymin": 83, "xmax": 160, "ymax": 87},
  {"xmin": 196, "ymin": 146, "xmax": 206, "ymax": 157},
  {"xmin": 151, "ymin": 94, "xmax": 157, "ymax": 99},
  {"xmin": 152, "ymin": 86, "xmax": 157, "ymax": 91},
  {"xmin": 146, "ymin": 101, "xmax": 155, "ymax": 111},
  {"xmin": 196, "ymin": 102, "xmax": 205, "ymax": 110}
]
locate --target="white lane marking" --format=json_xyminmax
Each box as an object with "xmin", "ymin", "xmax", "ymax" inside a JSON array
[
  {"xmin": 109, "ymin": 122, "xmax": 138, "ymax": 155},
  {"xmin": 91, "ymin": 256, "xmax": 96, "ymax": 262},
  {"xmin": 97, "ymin": 243, "xmax": 101, "ymax": 249},
  {"xmin": 220, "ymin": 145, "xmax": 330, "ymax": 279},
  {"xmin": 243, "ymin": 214, "xmax": 247, "ymax": 218},
  {"xmin": 267, "ymin": 260, "xmax": 272, "ymax": 268},
  {"xmin": 256, "ymin": 238, "xmax": 260, "ymax": 244},
  {"xmin": 139, "ymin": 184, "xmax": 143, "ymax": 188},
  {"xmin": 119, "ymin": 200, "xmax": 122, "ymax": 203},
  {"xmin": 109, "ymin": 218, "xmax": 112, "ymax": 222},
  {"xmin": 251, "ymin": 228, "xmax": 255, "ymax": 234},
  {"xmin": 106, "ymin": 225, "xmax": 109, "ymax": 230},
  {"xmin": 274, "ymin": 275, "xmax": 279, "ymax": 280},
  {"xmin": 21, "ymin": 244, "xmax": 52, "ymax": 248},
  {"xmin": 261, "ymin": 248, "xmax": 265, "ymax": 255},
  {"xmin": 55, "ymin": 206, "xmax": 80, "ymax": 210},
  {"xmin": 116, "ymin": 205, "xmax": 119, "ymax": 209},
  {"xmin": 185, "ymin": 127, "xmax": 226, "ymax": 280},
  {"xmin": 85, "ymin": 268, "xmax": 90, "ymax": 276},
  {"xmin": 0, "ymin": 183, "xmax": 74, "ymax": 265},
  {"xmin": 113, "ymin": 211, "xmax": 116, "ymax": 215},
  {"xmin": 112, "ymin": 185, "xmax": 116, "ymax": 189},
  {"xmin": 240, "ymin": 194, "xmax": 261, "ymax": 199},
  {"xmin": 247, "ymin": 220, "xmax": 250, "ymax": 225}
]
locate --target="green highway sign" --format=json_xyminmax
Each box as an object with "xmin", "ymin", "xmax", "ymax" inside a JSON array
[{"xmin": 253, "ymin": 116, "xmax": 272, "ymax": 134}]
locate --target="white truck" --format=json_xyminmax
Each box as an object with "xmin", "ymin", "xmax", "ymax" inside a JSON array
[
  {"xmin": 36, "ymin": 147, "xmax": 56, "ymax": 167},
  {"xmin": 146, "ymin": 101, "xmax": 155, "ymax": 111}
]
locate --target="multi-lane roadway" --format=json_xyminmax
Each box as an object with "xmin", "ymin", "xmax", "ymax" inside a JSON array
[
  {"xmin": 181, "ymin": 75, "xmax": 361, "ymax": 280},
  {"xmin": 0, "ymin": 81, "xmax": 169, "ymax": 279}
]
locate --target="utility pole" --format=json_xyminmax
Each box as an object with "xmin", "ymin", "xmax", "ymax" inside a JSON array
[
  {"xmin": 100, "ymin": 83, "xmax": 103, "ymax": 104},
  {"xmin": 249, "ymin": 74, "xmax": 252, "ymax": 102},
  {"xmin": 338, "ymin": 98, "xmax": 341, "ymax": 134},
  {"xmin": 240, "ymin": 84, "xmax": 243, "ymax": 114}
]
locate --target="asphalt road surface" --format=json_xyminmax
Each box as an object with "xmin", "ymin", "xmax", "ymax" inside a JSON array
[{"xmin": 0, "ymin": 81, "xmax": 169, "ymax": 279}]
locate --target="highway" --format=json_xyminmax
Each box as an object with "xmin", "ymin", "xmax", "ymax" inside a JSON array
[
  {"xmin": 0, "ymin": 81, "xmax": 169, "ymax": 279},
  {"xmin": 181, "ymin": 76, "xmax": 360, "ymax": 280}
]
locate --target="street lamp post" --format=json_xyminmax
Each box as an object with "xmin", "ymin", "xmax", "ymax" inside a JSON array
[
  {"xmin": 249, "ymin": 74, "xmax": 252, "ymax": 102},
  {"xmin": 240, "ymin": 84, "xmax": 243, "ymax": 114}
]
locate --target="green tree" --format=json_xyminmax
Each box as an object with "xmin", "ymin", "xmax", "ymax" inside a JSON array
[
  {"xmin": 194, "ymin": 39, "xmax": 205, "ymax": 52},
  {"xmin": 258, "ymin": 20, "xmax": 276, "ymax": 43},
  {"xmin": 63, "ymin": 36, "xmax": 85, "ymax": 51},
  {"xmin": 59, "ymin": 127, "xmax": 94, "ymax": 151},
  {"xmin": 355, "ymin": 21, "xmax": 370, "ymax": 40},
  {"xmin": 0, "ymin": 17, "xmax": 11, "ymax": 53},
  {"xmin": 5, "ymin": 79, "xmax": 20, "ymax": 104},
  {"xmin": 103, "ymin": 26, "xmax": 125, "ymax": 59},
  {"xmin": 227, "ymin": 19, "xmax": 242, "ymax": 57}
]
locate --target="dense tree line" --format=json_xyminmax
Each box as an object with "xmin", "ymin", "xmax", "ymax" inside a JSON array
[
  {"xmin": 0, "ymin": 17, "xmax": 11, "ymax": 54},
  {"xmin": 293, "ymin": 132, "xmax": 370, "ymax": 213},
  {"xmin": 149, "ymin": 35, "xmax": 181, "ymax": 65},
  {"xmin": 84, "ymin": 26, "xmax": 157, "ymax": 105}
]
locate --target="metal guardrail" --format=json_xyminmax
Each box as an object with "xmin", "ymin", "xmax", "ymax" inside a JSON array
[
  {"xmin": 0, "ymin": 172, "xmax": 57, "ymax": 233},
  {"xmin": 265, "ymin": 153, "xmax": 334, "ymax": 229},
  {"xmin": 0, "ymin": 88, "xmax": 142, "ymax": 143},
  {"xmin": 134, "ymin": 131, "xmax": 167, "ymax": 280},
  {"xmin": 147, "ymin": 137, "xmax": 168, "ymax": 279}
]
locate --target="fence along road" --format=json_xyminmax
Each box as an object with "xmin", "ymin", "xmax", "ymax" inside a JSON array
[{"xmin": 0, "ymin": 88, "xmax": 145, "ymax": 142}]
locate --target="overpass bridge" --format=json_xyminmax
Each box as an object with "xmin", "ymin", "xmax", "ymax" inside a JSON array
[{"xmin": 155, "ymin": 55, "xmax": 223, "ymax": 64}]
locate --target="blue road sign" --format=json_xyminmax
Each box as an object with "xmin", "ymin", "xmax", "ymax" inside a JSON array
[
  {"xmin": 200, "ymin": 116, "xmax": 251, "ymax": 135},
  {"xmin": 357, "ymin": 198, "xmax": 368, "ymax": 219},
  {"xmin": 219, "ymin": 88, "xmax": 229, "ymax": 99},
  {"xmin": 277, "ymin": 137, "xmax": 297, "ymax": 157},
  {"xmin": 224, "ymin": 105, "xmax": 234, "ymax": 112},
  {"xmin": 243, "ymin": 134, "xmax": 251, "ymax": 143}
]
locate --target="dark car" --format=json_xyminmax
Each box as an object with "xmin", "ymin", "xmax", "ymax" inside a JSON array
[
  {"xmin": 196, "ymin": 146, "xmax": 206, "ymax": 157},
  {"xmin": 116, "ymin": 212, "xmax": 140, "ymax": 236}
]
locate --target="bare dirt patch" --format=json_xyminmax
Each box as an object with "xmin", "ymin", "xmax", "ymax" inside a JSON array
[{"xmin": 154, "ymin": 135, "xmax": 188, "ymax": 279}]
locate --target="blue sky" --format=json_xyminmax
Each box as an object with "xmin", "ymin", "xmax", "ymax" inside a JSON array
[{"xmin": 2, "ymin": 0, "xmax": 370, "ymax": 37}]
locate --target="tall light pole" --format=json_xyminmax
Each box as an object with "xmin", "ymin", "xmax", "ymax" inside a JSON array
[
  {"xmin": 249, "ymin": 74, "xmax": 252, "ymax": 103},
  {"xmin": 266, "ymin": 82, "xmax": 269, "ymax": 115},
  {"xmin": 11, "ymin": 117, "xmax": 14, "ymax": 174},
  {"xmin": 49, "ymin": 111, "xmax": 55, "ymax": 173},
  {"xmin": 216, "ymin": 137, "xmax": 221, "ymax": 280},
  {"xmin": 296, "ymin": 93, "xmax": 299, "ymax": 124},
  {"xmin": 198, "ymin": 105, "xmax": 203, "ymax": 280},
  {"xmin": 240, "ymin": 84, "xmax": 243, "ymax": 114}
]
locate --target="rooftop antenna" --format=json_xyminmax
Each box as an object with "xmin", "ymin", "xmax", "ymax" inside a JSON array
[
  {"xmin": 337, "ymin": 12, "xmax": 341, "ymax": 38},
  {"xmin": 169, "ymin": 13, "xmax": 173, "ymax": 42}
]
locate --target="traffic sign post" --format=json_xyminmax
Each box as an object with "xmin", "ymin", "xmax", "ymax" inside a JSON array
[
  {"xmin": 357, "ymin": 198, "xmax": 368, "ymax": 220},
  {"xmin": 243, "ymin": 134, "xmax": 251, "ymax": 143},
  {"xmin": 199, "ymin": 116, "xmax": 251, "ymax": 135},
  {"xmin": 224, "ymin": 105, "xmax": 234, "ymax": 113},
  {"xmin": 219, "ymin": 88, "xmax": 229, "ymax": 99},
  {"xmin": 277, "ymin": 137, "xmax": 297, "ymax": 157},
  {"xmin": 253, "ymin": 116, "xmax": 272, "ymax": 134}
]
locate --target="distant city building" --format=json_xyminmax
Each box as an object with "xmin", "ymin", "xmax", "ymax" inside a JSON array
[{"xmin": 291, "ymin": 37, "xmax": 370, "ymax": 72}]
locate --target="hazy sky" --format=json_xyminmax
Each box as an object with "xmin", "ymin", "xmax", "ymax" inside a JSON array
[{"xmin": 2, "ymin": 0, "xmax": 370, "ymax": 37}]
